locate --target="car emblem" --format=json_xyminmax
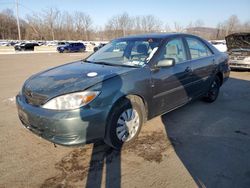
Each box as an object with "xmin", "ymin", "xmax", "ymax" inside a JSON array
[
  {"xmin": 27, "ymin": 91, "xmax": 33, "ymax": 97},
  {"xmin": 25, "ymin": 85, "xmax": 33, "ymax": 97},
  {"xmin": 25, "ymin": 89, "xmax": 33, "ymax": 97}
]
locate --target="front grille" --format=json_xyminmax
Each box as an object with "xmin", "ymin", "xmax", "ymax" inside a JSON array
[{"xmin": 23, "ymin": 88, "xmax": 48, "ymax": 106}]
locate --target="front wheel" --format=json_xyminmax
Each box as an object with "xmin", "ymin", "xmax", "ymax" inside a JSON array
[
  {"xmin": 105, "ymin": 96, "xmax": 144, "ymax": 149},
  {"xmin": 203, "ymin": 76, "xmax": 221, "ymax": 103}
]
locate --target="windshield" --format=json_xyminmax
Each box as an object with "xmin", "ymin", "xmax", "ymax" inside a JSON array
[{"xmin": 86, "ymin": 38, "xmax": 162, "ymax": 67}]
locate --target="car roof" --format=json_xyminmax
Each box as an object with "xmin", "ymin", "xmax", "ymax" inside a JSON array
[{"xmin": 116, "ymin": 33, "xmax": 198, "ymax": 40}]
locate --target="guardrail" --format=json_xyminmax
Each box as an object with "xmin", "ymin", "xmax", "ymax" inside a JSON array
[
  {"xmin": 0, "ymin": 46, "xmax": 15, "ymax": 52},
  {"xmin": 34, "ymin": 46, "xmax": 57, "ymax": 52}
]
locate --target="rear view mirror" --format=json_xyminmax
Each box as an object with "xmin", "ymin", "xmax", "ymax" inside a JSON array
[{"xmin": 157, "ymin": 58, "xmax": 175, "ymax": 67}]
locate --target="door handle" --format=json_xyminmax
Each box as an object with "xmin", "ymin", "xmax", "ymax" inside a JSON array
[{"xmin": 185, "ymin": 66, "xmax": 193, "ymax": 73}]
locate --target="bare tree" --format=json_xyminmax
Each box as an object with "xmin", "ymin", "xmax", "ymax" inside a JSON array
[
  {"xmin": 74, "ymin": 11, "xmax": 92, "ymax": 40},
  {"xmin": 2, "ymin": 9, "xmax": 250, "ymax": 42},
  {"xmin": 194, "ymin": 19, "xmax": 204, "ymax": 27},
  {"xmin": 104, "ymin": 12, "xmax": 132, "ymax": 38},
  {"xmin": 163, "ymin": 24, "xmax": 171, "ymax": 32},
  {"xmin": 173, "ymin": 22, "xmax": 184, "ymax": 32},
  {"xmin": 226, "ymin": 15, "xmax": 240, "ymax": 35},
  {"xmin": 42, "ymin": 8, "xmax": 59, "ymax": 40},
  {"xmin": 141, "ymin": 15, "xmax": 162, "ymax": 33},
  {"xmin": 133, "ymin": 16, "xmax": 142, "ymax": 33},
  {"xmin": 26, "ymin": 13, "xmax": 44, "ymax": 39},
  {"xmin": 242, "ymin": 20, "xmax": 250, "ymax": 32},
  {"xmin": 0, "ymin": 9, "xmax": 22, "ymax": 39},
  {"xmin": 119, "ymin": 12, "xmax": 132, "ymax": 36}
]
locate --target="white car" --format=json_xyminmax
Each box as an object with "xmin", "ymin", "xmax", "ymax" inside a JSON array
[
  {"xmin": 226, "ymin": 33, "xmax": 250, "ymax": 70},
  {"xmin": 210, "ymin": 40, "xmax": 227, "ymax": 52}
]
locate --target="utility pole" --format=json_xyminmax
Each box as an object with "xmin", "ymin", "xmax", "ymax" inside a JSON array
[{"xmin": 16, "ymin": 0, "xmax": 21, "ymax": 40}]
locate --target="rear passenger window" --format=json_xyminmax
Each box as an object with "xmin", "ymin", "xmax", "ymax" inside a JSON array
[{"xmin": 186, "ymin": 37, "xmax": 212, "ymax": 59}]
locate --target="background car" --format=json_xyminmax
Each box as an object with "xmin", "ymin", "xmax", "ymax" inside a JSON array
[
  {"xmin": 209, "ymin": 40, "xmax": 227, "ymax": 52},
  {"xmin": 14, "ymin": 42, "xmax": 39, "ymax": 51},
  {"xmin": 57, "ymin": 42, "xmax": 86, "ymax": 53},
  {"xmin": 226, "ymin": 33, "xmax": 250, "ymax": 70},
  {"xmin": 93, "ymin": 43, "xmax": 107, "ymax": 52}
]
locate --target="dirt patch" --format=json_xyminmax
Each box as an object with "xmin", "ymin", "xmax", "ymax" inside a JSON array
[
  {"xmin": 41, "ymin": 131, "xmax": 171, "ymax": 187},
  {"xmin": 40, "ymin": 146, "xmax": 91, "ymax": 188},
  {"xmin": 124, "ymin": 131, "xmax": 172, "ymax": 163}
]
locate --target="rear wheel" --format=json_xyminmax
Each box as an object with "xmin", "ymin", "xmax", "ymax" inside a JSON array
[
  {"xmin": 105, "ymin": 96, "xmax": 144, "ymax": 149},
  {"xmin": 203, "ymin": 76, "xmax": 221, "ymax": 103}
]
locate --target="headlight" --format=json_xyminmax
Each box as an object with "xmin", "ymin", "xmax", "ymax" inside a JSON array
[{"xmin": 42, "ymin": 91, "xmax": 100, "ymax": 110}]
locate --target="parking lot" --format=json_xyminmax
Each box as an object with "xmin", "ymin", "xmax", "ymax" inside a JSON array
[{"xmin": 0, "ymin": 52, "xmax": 250, "ymax": 188}]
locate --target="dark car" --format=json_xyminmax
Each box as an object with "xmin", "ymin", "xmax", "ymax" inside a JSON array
[
  {"xmin": 15, "ymin": 42, "xmax": 39, "ymax": 51},
  {"xmin": 93, "ymin": 43, "xmax": 107, "ymax": 52},
  {"xmin": 16, "ymin": 33, "xmax": 230, "ymax": 149},
  {"xmin": 226, "ymin": 33, "xmax": 250, "ymax": 70},
  {"xmin": 57, "ymin": 42, "xmax": 86, "ymax": 53}
]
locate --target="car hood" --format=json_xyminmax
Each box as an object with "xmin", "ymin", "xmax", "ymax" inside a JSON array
[
  {"xmin": 225, "ymin": 33, "xmax": 250, "ymax": 51},
  {"xmin": 23, "ymin": 61, "xmax": 134, "ymax": 100}
]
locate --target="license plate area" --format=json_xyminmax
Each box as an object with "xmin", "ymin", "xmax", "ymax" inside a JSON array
[{"xmin": 18, "ymin": 109, "xmax": 43, "ymax": 135}]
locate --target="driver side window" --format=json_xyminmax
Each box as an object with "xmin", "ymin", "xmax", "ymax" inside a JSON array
[{"xmin": 159, "ymin": 38, "xmax": 187, "ymax": 64}]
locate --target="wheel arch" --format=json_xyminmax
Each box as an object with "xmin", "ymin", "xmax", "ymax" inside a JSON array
[
  {"xmin": 103, "ymin": 94, "xmax": 148, "ymax": 145},
  {"xmin": 215, "ymin": 71, "xmax": 223, "ymax": 86},
  {"xmin": 110, "ymin": 94, "xmax": 148, "ymax": 122}
]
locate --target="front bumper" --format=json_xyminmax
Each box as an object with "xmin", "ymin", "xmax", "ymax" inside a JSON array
[{"xmin": 16, "ymin": 94, "xmax": 110, "ymax": 146}]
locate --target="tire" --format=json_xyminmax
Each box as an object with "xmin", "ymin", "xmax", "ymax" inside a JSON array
[
  {"xmin": 105, "ymin": 96, "xmax": 145, "ymax": 149},
  {"xmin": 93, "ymin": 47, "xmax": 98, "ymax": 52},
  {"xmin": 203, "ymin": 76, "xmax": 221, "ymax": 103}
]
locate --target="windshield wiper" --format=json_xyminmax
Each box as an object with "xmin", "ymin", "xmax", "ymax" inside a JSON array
[
  {"xmin": 92, "ymin": 61, "xmax": 114, "ymax": 66},
  {"xmin": 95, "ymin": 61, "xmax": 141, "ymax": 68},
  {"xmin": 83, "ymin": 60, "xmax": 140, "ymax": 68},
  {"xmin": 82, "ymin": 59, "xmax": 93, "ymax": 63}
]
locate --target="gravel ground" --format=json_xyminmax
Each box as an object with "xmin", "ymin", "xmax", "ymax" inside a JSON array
[{"xmin": 0, "ymin": 53, "xmax": 250, "ymax": 188}]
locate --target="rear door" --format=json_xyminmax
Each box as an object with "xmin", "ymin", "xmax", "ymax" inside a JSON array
[
  {"xmin": 184, "ymin": 37, "xmax": 215, "ymax": 97},
  {"xmin": 72, "ymin": 43, "xmax": 77, "ymax": 51},
  {"xmin": 76, "ymin": 43, "xmax": 81, "ymax": 51},
  {"xmin": 151, "ymin": 37, "xmax": 194, "ymax": 116}
]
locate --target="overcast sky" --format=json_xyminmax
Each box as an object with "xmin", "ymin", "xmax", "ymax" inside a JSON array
[{"xmin": 0, "ymin": 0, "xmax": 249, "ymax": 28}]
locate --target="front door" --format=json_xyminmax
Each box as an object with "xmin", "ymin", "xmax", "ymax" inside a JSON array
[{"xmin": 151, "ymin": 37, "xmax": 194, "ymax": 116}]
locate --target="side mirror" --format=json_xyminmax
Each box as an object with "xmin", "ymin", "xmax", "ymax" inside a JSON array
[{"xmin": 156, "ymin": 58, "xmax": 175, "ymax": 68}]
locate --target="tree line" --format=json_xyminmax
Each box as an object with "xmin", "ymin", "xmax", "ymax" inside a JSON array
[{"xmin": 0, "ymin": 8, "xmax": 250, "ymax": 41}]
